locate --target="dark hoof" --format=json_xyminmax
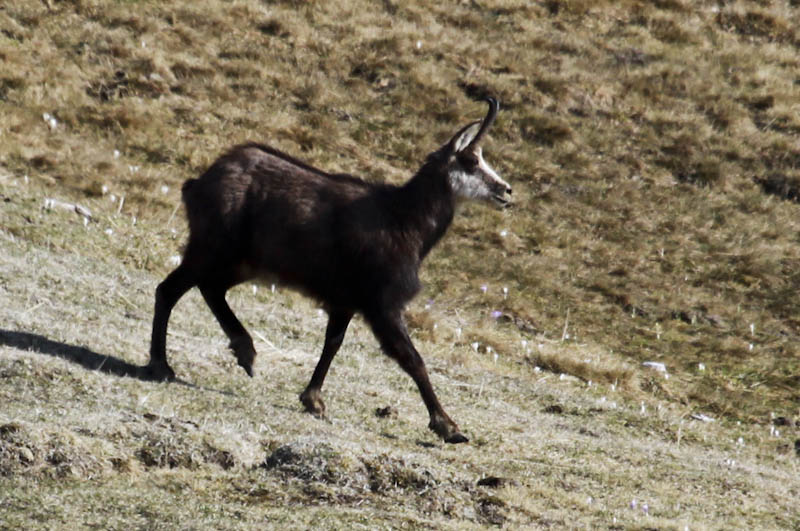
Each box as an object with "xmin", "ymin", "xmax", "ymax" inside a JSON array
[
  {"xmin": 138, "ymin": 361, "xmax": 176, "ymax": 382},
  {"xmin": 429, "ymin": 413, "xmax": 467, "ymax": 444},
  {"xmin": 230, "ymin": 337, "xmax": 256, "ymax": 377},
  {"xmin": 445, "ymin": 432, "xmax": 469, "ymax": 444},
  {"xmin": 237, "ymin": 358, "xmax": 254, "ymax": 377},
  {"xmin": 299, "ymin": 389, "xmax": 326, "ymax": 418}
]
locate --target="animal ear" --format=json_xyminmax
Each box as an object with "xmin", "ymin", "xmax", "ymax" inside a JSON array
[{"xmin": 448, "ymin": 121, "xmax": 482, "ymax": 153}]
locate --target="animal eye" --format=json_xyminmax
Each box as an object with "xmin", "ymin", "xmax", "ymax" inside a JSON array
[{"xmin": 459, "ymin": 154, "xmax": 479, "ymax": 168}]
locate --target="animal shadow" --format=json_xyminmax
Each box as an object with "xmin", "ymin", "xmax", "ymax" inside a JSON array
[
  {"xmin": 0, "ymin": 328, "xmax": 148, "ymax": 378},
  {"xmin": 0, "ymin": 328, "xmax": 231, "ymax": 395}
]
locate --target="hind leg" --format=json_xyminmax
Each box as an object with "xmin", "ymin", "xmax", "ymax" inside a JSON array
[
  {"xmin": 143, "ymin": 262, "xmax": 197, "ymax": 381},
  {"xmin": 199, "ymin": 283, "xmax": 257, "ymax": 377}
]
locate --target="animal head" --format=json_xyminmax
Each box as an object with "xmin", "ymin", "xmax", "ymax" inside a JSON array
[{"xmin": 445, "ymin": 98, "xmax": 512, "ymax": 207}]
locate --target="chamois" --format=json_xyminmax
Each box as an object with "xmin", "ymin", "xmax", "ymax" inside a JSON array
[{"xmin": 143, "ymin": 98, "xmax": 511, "ymax": 443}]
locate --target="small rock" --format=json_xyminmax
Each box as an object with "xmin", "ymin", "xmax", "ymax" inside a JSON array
[
  {"xmin": 773, "ymin": 416, "xmax": 791, "ymax": 426},
  {"xmin": 477, "ymin": 476, "xmax": 518, "ymax": 488},
  {"xmin": 375, "ymin": 405, "xmax": 397, "ymax": 418},
  {"xmin": 18, "ymin": 447, "xmax": 34, "ymax": 463},
  {"xmin": 642, "ymin": 361, "xmax": 667, "ymax": 373}
]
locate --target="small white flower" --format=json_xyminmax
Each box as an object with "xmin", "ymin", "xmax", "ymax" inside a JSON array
[
  {"xmin": 113, "ymin": 149, "xmax": 121, "ymax": 159},
  {"xmin": 252, "ymin": 285, "xmax": 258, "ymax": 295},
  {"xmin": 104, "ymin": 228, "xmax": 113, "ymax": 236},
  {"xmin": 471, "ymin": 342, "xmax": 480, "ymax": 352},
  {"xmin": 160, "ymin": 185, "xmax": 169, "ymax": 194},
  {"xmin": 168, "ymin": 255, "xmax": 181, "ymax": 266},
  {"xmin": 499, "ymin": 229, "xmax": 508, "ymax": 238}
]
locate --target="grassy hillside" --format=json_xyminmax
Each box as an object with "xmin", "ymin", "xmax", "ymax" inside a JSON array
[{"xmin": 2, "ymin": 0, "xmax": 799, "ymax": 528}]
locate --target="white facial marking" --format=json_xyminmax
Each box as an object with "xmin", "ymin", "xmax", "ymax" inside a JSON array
[
  {"xmin": 448, "ymin": 168, "xmax": 488, "ymax": 199},
  {"xmin": 475, "ymin": 148, "xmax": 510, "ymax": 192},
  {"xmin": 448, "ymin": 146, "xmax": 510, "ymax": 203}
]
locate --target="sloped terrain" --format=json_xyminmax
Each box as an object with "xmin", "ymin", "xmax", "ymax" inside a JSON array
[{"xmin": 2, "ymin": 0, "xmax": 800, "ymax": 528}]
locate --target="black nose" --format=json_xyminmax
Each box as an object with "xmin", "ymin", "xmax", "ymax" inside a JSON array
[{"xmin": 506, "ymin": 187, "xmax": 513, "ymax": 195}]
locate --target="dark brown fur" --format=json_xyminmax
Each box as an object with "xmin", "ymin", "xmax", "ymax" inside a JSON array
[{"xmin": 144, "ymin": 101, "xmax": 507, "ymax": 443}]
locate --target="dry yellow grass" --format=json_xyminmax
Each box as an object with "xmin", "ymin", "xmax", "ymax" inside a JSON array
[{"xmin": 2, "ymin": 0, "xmax": 800, "ymax": 528}]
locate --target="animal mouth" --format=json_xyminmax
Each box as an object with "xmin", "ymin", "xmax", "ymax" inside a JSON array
[{"xmin": 492, "ymin": 194, "xmax": 512, "ymax": 208}]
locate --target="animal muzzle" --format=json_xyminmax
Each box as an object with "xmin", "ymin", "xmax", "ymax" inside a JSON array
[{"xmin": 491, "ymin": 183, "xmax": 513, "ymax": 208}]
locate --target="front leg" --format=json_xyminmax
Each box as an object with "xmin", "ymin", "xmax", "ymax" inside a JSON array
[
  {"xmin": 365, "ymin": 309, "xmax": 468, "ymax": 444},
  {"xmin": 300, "ymin": 308, "xmax": 354, "ymax": 417}
]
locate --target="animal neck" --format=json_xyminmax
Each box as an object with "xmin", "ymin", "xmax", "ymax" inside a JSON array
[{"xmin": 396, "ymin": 160, "xmax": 456, "ymax": 260}]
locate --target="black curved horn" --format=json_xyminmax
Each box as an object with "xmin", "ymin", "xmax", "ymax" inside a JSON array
[{"xmin": 466, "ymin": 97, "xmax": 499, "ymax": 151}]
